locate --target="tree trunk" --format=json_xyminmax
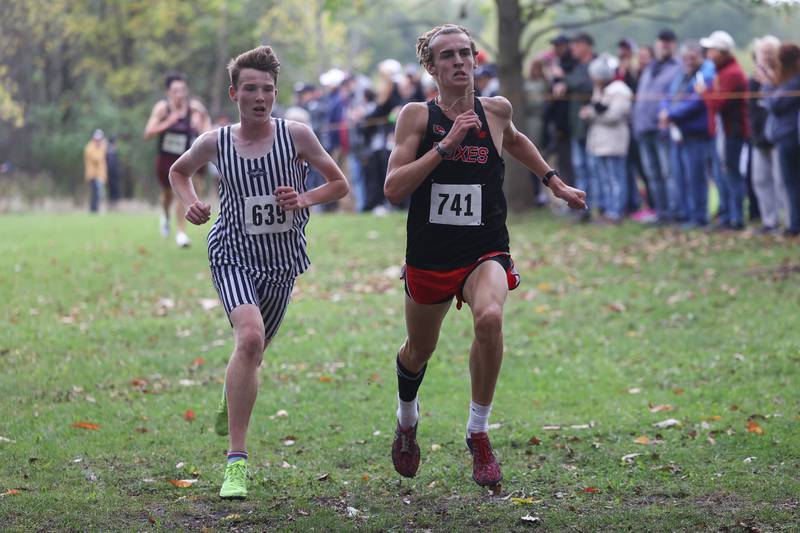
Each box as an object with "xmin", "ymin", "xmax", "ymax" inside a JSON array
[
  {"xmin": 495, "ymin": 0, "xmax": 533, "ymax": 211},
  {"xmin": 210, "ymin": 0, "xmax": 228, "ymax": 119}
]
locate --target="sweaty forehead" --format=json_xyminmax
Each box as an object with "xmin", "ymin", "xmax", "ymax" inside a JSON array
[
  {"xmin": 238, "ymin": 68, "xmax": 275, "ymax": 85},
  {"xmin": 430, "ymin": 32, "xmax": 471, "ymax": 55}
]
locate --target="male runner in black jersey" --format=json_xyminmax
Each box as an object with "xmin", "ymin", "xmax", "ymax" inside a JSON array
[{"xmin": 384, "ymin": 24, "xmax": 586, "ymax": 487}]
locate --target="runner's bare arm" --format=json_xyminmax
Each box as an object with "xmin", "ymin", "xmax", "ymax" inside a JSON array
[
  {"xmin": 143, "ymin": 101, "xmax": 175, "ymax": 140},
  {"xmin": 489, "ymin": 96, "xmax": 587, "ymax": 210},
  {"xmin": 169, "ymin": 131, "xmax": 216, "ymax": 224},
  {"xmin": 278, "ymin": 121, "xmax": 349, "ymax": 211},
  {"xmin": 190, "ymin": 98, "xmax": 212, "ymax": 133}
]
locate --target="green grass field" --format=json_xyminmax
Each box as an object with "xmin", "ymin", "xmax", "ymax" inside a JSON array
[{"xmin": 1, "ymin": 211, "xmax": 798, "ymax": 531}]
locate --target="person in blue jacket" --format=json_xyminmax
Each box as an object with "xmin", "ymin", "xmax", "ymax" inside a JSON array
[{"xmin": 660, "ymin": 41, "xmax": 714, "ymax": 227}]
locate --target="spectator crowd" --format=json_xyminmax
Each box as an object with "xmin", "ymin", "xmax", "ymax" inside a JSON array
[{"xmin": 268, "ymin": 27, "xmax": 800, "ymax": 237}]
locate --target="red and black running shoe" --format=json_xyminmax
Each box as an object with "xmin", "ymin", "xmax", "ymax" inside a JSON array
[
  {"xmin": 391, "ymin": 422, "xmax": 420, "ymax": 478},
  {"xmin": 466, "ymin": 432, "xmax": 502, "ymax": 486}
]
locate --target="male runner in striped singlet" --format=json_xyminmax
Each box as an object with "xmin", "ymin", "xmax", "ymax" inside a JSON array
[
  {"xmin": 169, "ymin": 46, "xmax": 349, "ymax": 499},
  {"xmin": 384, "ymin": 24, "xmax": 586, "ymax": 487},
  {"xmin": 144, "ymin": 72, "xmax": 211, "ymax": 247}
]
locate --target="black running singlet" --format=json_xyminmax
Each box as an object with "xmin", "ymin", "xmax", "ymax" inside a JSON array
[{"xmin": 405, "ymin": 98, "xmax": 508, "ymax": 270}]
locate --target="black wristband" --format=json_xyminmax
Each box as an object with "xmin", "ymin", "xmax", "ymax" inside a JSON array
[
  {"xmin": 542, "ymin": 169, "xmax": 559, "ymax": 186},
  {"xmin": 434, "ymin": 142, "xmax": 452, "ymax": 158}
]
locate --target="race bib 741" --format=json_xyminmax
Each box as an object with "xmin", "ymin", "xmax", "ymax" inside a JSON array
[{"xmin": 428, "ymin": 183, "xmax": 482, "ymax": 226}]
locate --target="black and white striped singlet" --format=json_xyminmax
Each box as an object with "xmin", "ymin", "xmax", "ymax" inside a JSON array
[
  {"xmin": 207, "ymin": 120, "xmax": 309, "ymax": 338},
  {"xmin": 208, "ymin": 120, "xmax": 310, "ymax": 278}
]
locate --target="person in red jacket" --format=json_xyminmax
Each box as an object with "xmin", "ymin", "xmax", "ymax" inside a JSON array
[{"xmin": 697, "ymin": 31, "xmax": 750, "ymax": 230}]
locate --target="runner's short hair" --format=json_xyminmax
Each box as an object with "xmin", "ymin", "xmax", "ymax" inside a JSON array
[
  {"xmin": 228, "ymin": 46, "xmax": 281, "ymax": 88},
  {"xmin": 416, "ymin": 24, "xmax": 478, "ymax": 69},
  {"xmin": 164, "ymin": 71, "xmax": 186, "ymax": 89}
]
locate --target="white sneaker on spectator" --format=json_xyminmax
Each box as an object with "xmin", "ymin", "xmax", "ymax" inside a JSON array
[
  {"xmin": 175, "ymin": 231, "xmax": 191, "ymax": 248},
  {"xmin": 159, "ymin": 215, "xmax": 170, "ymax": 238}
]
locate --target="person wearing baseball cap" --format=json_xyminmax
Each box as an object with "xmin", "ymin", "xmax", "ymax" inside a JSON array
[{"xmin": 698, "ymin": 30, "xmax": 750, "ymax": 230}]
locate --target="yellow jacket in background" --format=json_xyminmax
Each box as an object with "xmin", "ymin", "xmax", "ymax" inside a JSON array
[{"xmin": 84, "ymin": 139, "xmax": 108, "ymax": 183}]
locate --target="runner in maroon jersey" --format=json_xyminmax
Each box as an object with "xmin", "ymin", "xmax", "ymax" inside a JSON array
[
  {"xmin": 384, "ymin": 24, "xmax": 586, "ymax": 487},
  {"xmin": 144, "ymin": 72, "xmax": 211, "ymax": 247}
]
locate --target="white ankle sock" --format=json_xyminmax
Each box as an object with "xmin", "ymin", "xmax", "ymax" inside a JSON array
[
  {"xmin": 397, "ymin": 396, "xmax": 419, "ymax": 429},
  {"xmin": 467, "ymin": 400, "xmax": 492, "ymax": 435}
]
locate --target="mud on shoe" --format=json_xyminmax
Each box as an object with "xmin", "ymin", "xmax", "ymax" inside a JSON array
[
  {"xmin": 391, "ymin": 422, "xmax": 420, "ymax": 478},
  {"xmin": 466, "ymin": 432, "xmax": 502, "ymax": 486}
]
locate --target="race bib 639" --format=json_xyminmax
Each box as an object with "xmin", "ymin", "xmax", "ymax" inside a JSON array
[{"xmin": 244, "ymin": 195, "xmax": 294, "ymax": 234}]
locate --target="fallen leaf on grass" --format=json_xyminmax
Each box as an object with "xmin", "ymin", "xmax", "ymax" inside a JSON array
[
  {"xmin": 672, "ymin": 387, "xmax": 684, "ymax": 395},
  {"xmin": 607, "ymin": 302, "xmax": 626, "ymax": 313},
  {"xmin": 634, "ymin": 436, "xmax": 653, "ymax": 445},
  {"xmin": 511, "ymin": 497, "xmax": 542, "ymax": 505},
  {"xmin": 0, "ymin": 436, "xmax": 15, "ymax": 443},
  {"xmin": 199, "ymin": 299, "xmax": 219, "ymax": 311},
  {"xmin": 361, "ymin": 474, "xmax": 370, "ymax": 481},
  {"xmin": 316, "ymin": 473, "xmax": 329, "ymax": 481},
  {"xmin": 747, "ymin": 420, "xmax": 764, "ymax": 435},
  {"xmin": 191, "ymin": 357, "xmax": 205, "ymax": 367},
  {"xmin": 648, "ymin": 403, "xmax": 673, "ymax": 413},
  {"xmin": 625, "ymin": 387, "xmax": 641, "ymax": 394},
  {"xmin": 527, "ymin": 436, "xmax": 542, "ymax": 446},
  {"xmin": 135, "ymin": 427, "xmax": 149, "ymax": 433},
  {"xmin": 183, "ymin": 409, "xmax": 195, "ymax": 422},
  {"xmin": 542, "ymin": 425, "xmax": 561, "ymax": 431},
  {"xmin": 275, "ymin": 409, "xmax": 289, "ymax": 418},
  {"xmin": 72, "ymin": 422, "xmax": 100, "ymax": 430},
  {"xmin": 621, "ymin": 453, "xmax": 642, "ymax": 464},
  {"xmin": 653, "ymin": 418, "xmax": 681, "ymax": 429},
  {"xmin": 168, "ymin": 479, "xmax": 196, "ymax": 488},
  {"xmin": 318, "ymin": 376, "xmax": 334, "ymax": 383},
  {"xmin": 706, "ymin": 415, "xmax": 722, "ymax": 421},
  {"xmin": 430, "ymin": 444, "xmax": 441, "ymax": 451},
  {"xmin": 578, "ymin": 487, "xmax": 600, "ymax": 493},
  {"xmin": 222, "ymin": 513, "xmax": 241, "ymax": 521},
  {"xmin": 520, "ymin": 514, "xmax": 541, "ymax": 523},
  {"xmin": 1, "ymin": 489, "xmax": 19, "ymax": 497}
]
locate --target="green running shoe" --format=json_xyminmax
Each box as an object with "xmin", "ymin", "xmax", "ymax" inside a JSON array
[
  {"xmin": 219, "ymin": 459, "xmax": 247, "ymax": 499},
  {"xmin": 214, "ymin": 387, "xmax": 228, "ymax": 436}
]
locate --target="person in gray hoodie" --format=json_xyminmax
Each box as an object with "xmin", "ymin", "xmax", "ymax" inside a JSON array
[{"xmin": 632, "ymin": 29, "xmax": 682, "ymax": 223}]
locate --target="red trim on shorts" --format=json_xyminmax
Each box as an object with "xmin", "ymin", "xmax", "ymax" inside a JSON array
[
  {"xmin": 156, "ymin": 153, "xmax": 180, "ymax": 189},
  {"xmin": 404, "ymin": 251, "xmax": 521, "ymax": 310}
]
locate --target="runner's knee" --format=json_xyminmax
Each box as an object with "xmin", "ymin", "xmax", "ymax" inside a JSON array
[
  {"xmin": 235, "ymin": 325, "xmax": 265, "ymax": 360},
  {"xmin": 473, "ymin": 304, "xmax": 503, "ymax": 340}
]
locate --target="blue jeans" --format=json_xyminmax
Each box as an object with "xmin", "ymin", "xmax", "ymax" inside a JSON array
[
  {"xmin": 88, "ymin": 178, "xmax": 102, "ymax": 213},
  {"xmin": 775, "ymin": 137, "xmax": 800, "ymax": 234},
  {"xmin": 669, "ymin": 142, "xmax": 688, "ymax": 222},
  {"xmin": 637, "ymin": 131, "xmax": 671, "ymax": 220},
  {"xmin": 721, "ymin": 136, "xmax": 745, "ymax": 227},
  {"xmin": 571, "ymin": 139, "xmax": 598, "ymax": 211},
  {"xmin": 679, "ymin": 137, "xmax": 711, "ymax": 225},
  {"xmin": 596, "ymin": 156, "xmax": 627, "ymax": 220},
  {"xmin": 347, "ymin": 153, "xmax": 366, "ymax": 212}
]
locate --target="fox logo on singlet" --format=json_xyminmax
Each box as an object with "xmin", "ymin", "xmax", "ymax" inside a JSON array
[{"xmin": 433, "ymin": 124, "xmax": 447, "ymax": 136}]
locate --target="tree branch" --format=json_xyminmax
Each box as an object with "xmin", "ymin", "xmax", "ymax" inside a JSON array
[{"xmin": 521, "ymin": 0, "xmax": 701, "ymax": 54}]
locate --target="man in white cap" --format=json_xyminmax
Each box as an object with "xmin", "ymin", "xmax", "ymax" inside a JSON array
[{"xmin": 698, "ymin": 30, "xmax": 750, "ymax": 230}]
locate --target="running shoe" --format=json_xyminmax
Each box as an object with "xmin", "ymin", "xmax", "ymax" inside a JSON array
[
  {"xmin": 466, "ymin": 432, "xmax": 502, "ymax": 486},
  {"xmin": 219, "ymin": 459, "xmax": 247, "ymax": 499},
  {"xmin": 175, "ymin": 231, "xmax": 191, "ymax": 248},
  {"xmin": 214, "ymin": 387, "xmax": 228, "ymax": 436},
  {"xmin": 159, "ymin": 215, "xmax": 170, "ymax": 238},
  {"xmin": 391, "ymin": 422, "xmax": 420, "ymax": 478}
]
